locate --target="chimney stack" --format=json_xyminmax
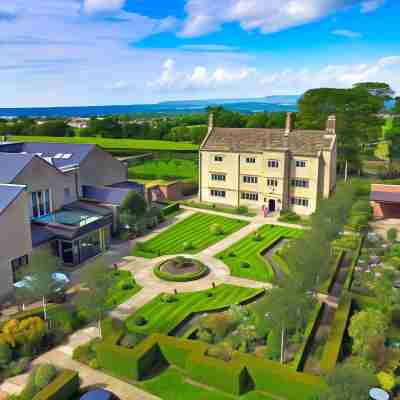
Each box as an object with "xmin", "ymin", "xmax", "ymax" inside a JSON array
[
  {"xmin": 208, "ymin": 112, "xmax": 214, "ymax": 133},
  {"xmin": 326, "ymin": 115, "xmax": 336, "ymax": 135},
  {"xmin": 285, "ymin": 112, "xmax": 293, "ymax": 135}
]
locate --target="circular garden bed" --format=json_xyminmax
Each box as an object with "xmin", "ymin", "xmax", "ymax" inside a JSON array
[{"xmin": 154, "ymin": 257, "xmax": 209, "ymax": 282}]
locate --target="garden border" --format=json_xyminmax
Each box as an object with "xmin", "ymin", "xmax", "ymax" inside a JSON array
[{"xmin": 153, "ymin": 258, "xmax": 209, "ymax": 282}]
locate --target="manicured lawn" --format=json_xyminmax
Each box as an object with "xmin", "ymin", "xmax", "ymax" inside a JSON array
[
  {"xmin": 217, "ymin": 225, "xmax": 303, "ymax": 282},
  {"xmin": 128, "ymin": 158, "xmax": 198, "ymax": 181},
  {"xmin": 9, "ymin": 135, "xmax": 199, "ymax": 152},
  {"xmin": 139, "ymin": 367, "xmax": 274, "ymax": 400},
  {"xmin": 125, "ymin": 284, "xmax": 263, "ymax": 335},
  {"xmin": 131, "ymin": 212, "xmax": 248, "ymax": 258},
  {"xmin": 106, "ymin": 270, "xmax": 141, "ymax": 308}
]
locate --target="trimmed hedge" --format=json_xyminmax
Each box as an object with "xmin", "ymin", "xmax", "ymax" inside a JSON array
[
  {"xmin": 186, "ymin": 352, "xmax": 252, "ymax": 395},
  {"xmin": 32, "ymin": 370, "xmax": 79, "ymax": 400},
  {"xmin": 320, "ymin": 250, "xmax": 345, "ymax": 295},
  {"xmin": 343, "ymin": 235, "xmax": 364, "ymax": 291},
  {"xmin": 0, "ymin": 305, "xmax": 59, "ymax": 329},
  {"xmin": 95, "ymin": 333, "xmax": 324, "ymax": 399},
  {"xmin": 96, "ymin": 336, "xmax": 166, "ymax": 381},
  {"xmin": 161, "ymin": 202, "xmax": 180, "ymax": 217},
  {"xmin": 153, "ymin": 259, "xmax": 209, "ymax": 282},
  {"xmin": 291, "ymin": 302, "xmax": 325, "ymax": 371},
  {"xmin": 320, "ymin": 295, "xmax": 353, "ymax": 374}
]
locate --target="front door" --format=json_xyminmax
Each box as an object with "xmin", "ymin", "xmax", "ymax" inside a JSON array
[{"xmin": 268, "ymin": 199, "xmax": 276, "ymax": 213}]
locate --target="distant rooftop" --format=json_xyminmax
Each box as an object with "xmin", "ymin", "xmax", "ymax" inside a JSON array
[{"xmin": 0, "ymin": 141, "xmax": 95, "ymax": 170}]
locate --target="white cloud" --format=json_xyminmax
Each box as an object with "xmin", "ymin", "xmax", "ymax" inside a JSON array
[
  {"xmin": 260, "ymin": 55, "xmax": 400, "ymax": 91},
  {"xmin": 332, "ymin": 29, "xmax": 362, "ymax": 38},
  {"xmin": 180, "ymin": 0, "xmax": 385, "ymax": 37},
  {"xmin": 83, "ymin": 0, "xmax": 126, "ymax": 14},
  {"xmin": 361, "ymin": 0, "xmax": 385, "ymax": 13},
  {"xmin": 150, "ymin": 59, "xmax": 256, "ymax": 90}
]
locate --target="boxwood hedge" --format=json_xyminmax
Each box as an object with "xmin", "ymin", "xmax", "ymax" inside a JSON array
[{"xmin": 32, "ymin": 370, "xmax": 79, "ymax": 400}]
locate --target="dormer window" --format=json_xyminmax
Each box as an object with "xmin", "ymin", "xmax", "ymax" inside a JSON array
[{"xmin": 214, "ymin": 155, "xmax": 223, "ymax": 162}]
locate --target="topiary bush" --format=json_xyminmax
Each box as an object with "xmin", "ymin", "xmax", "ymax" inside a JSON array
[
  {"xmin": 134, "ymin": 316, "xmax": 147, "ymax": 326},
  {"xmin": 183, "ymin": 241, "xmax": 194, "ymax": 251},
  {"xmin": 34, "ymin": 364, "xmax": 58, "ymax": 391},
  {"xmin": 240, "ymin": 261, "xmax": 250, "ymax": 269},
  {"xmin": 119, "ymin": 280, "xmax": 134, "ymax": 290},
  {"xmin": 228, "ymin": 251, "xmax": 236, "ymax": 257},
  {"xmin": 210, "ymin": 224, "xmax": 224, "ymax": 235},
  {"xmin": 253, "ymin": 233, "xmax": 262, "ymax": 242},
  {"xmin": 160, "ymin": 293, "xmax": 177, "ymax": 303}
]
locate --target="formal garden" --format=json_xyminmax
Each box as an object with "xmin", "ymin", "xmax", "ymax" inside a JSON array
[
  {"xmin": 3, "ymin": 179, "xmax": 398, "ymax": 400},
  {"xmin": 131, "ymin": 212, "xmax": 248, "ymax": 258}
]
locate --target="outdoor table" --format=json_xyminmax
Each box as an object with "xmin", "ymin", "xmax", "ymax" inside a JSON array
[{"xmin": 369, "ymin": 387, "xmax": 390, "ymax": 400}]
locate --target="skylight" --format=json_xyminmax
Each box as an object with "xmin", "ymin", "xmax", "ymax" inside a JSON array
[
  {"xmin": 62, "ymin": 154, "xmax": 72, "ymax": 159},
  {"xmin": 53, "ymin": 153, "xmax": 64, "ymax": 159}
]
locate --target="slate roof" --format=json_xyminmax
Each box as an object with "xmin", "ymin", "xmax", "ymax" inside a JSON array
[
  {"xmin": 0, "ymin": 142, "xmax": 95, "ymax": 170},
  {"xmin": 0, "ymin": 153, "xmax": 35, "ymax": 183},
  {"xmin": 371, "ymin": 184, "xmax": 400, "ymax": 203},
  {"xmin": 201, "ymin": 128, "xmax": 334, "ymax": 155},
  {"xmin": 82, "ymin": 185, "xmax": 132, "ymax": 206},
  {"xmin": 0, "ymin": 184, "xmax": 25, "ymax": 215}
]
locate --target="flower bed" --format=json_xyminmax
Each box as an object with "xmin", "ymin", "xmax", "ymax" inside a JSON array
[{"xmin": 154, "ymin": 257, "xmax": 209, "ymax": 282}]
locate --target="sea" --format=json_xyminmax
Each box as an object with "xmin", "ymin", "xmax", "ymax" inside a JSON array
[{"xmin": 0, "ymin": 97, "xmax": 299, "ymax": 118}]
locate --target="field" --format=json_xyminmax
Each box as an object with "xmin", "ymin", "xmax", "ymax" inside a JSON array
[
  {"xmin": 140, "ymin": 367, "xmax": 274, "ymax": 400},
  {"xmin": 128, "ymin": 158, "xmax": 198, "ymax": 181},
  {"xmin": 131, "ymin": 212, "xmax": 248, "ymax": 258},
  {"xmin": 125, "ymin": 284, "xmax": 263, "ymax": 335},
  {"xmin": 217, "ymin": 225, "xmax": 303, "ymax": 282},
  {"xmin": 8, "ymin": 135, "xmax": 199, "ymax": 152}
]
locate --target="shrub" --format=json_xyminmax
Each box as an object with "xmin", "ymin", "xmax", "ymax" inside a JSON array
[
  {"xmin": 378, "ymin": 371, "xmax": 396, "ymax": 391},
  {"xmin": 278, "ymin": 210, "xmax": 301, "ymax": 224},
  {"xmin": 210, "ymin": 224, "xmax": 224, "ymax": 235},
  {"xmin": 34, "ymin": 364, "xmax": 58, "ymax": 391},
  {"xmin": 387, "ymin": 228, "xmax": 398, "ymax": 243},
  {"xmin": 252, "ymin": 233, "xmax": 262, "ymax": 242},
  {"xmin": 160, "ymin": 293, "xmax": 177, "ymax": 303},
  {"xmin": 228, "ymin": 251, "xmax": 236, "ymax": 257},
  {"xmin": 240, "ymin": 261, "xmax": 250, "ymax": 269},
  {"xmin": 6, "ymin": 357, "xmax": 30, "ymax": 378},
  {"xmin": 266, "ymin": 330, "xmax": 281, "ymax": 361},
  {"xmin": 236, "ymin": 206, "xmax": 249, "ymax": 215},
  {"xmin": 0, "ymin": 342, "xmax": 12, "ymax": 367},
  {"xmin": 392, "ymin": 305, "xmax": 400, "ymax": 327},
  {"xmin": 205, "ymin": 345, "xmax": 232, "ymax": 362},
  {"xmin": 200, "ymin": 314, "xmax": 236, "ymax": 340},
  {"xmin": 183, "ymin": 241, "xmax": 194, "ymax": 251},
  {"xmin": 134, "ymin": 316, "xmax": 147, "ymax": 326},
  {"xmin": 72, "ymin": 339, "xmax": 98, "ymax": 364},
  {"xmin": 119, "ymin": 280, "xmax": 134, "ymax": 290},
  {"xmin": 88, "ymin": 359, "xmax": 100, "ymax": 369}
]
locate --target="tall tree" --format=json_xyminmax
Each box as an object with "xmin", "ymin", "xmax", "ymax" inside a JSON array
[
  {"xmin": 74, "ymin": 261, "xmax": 114, "ymax": 338},
  {"xmin": 353, "ymin": 82, "xmax": 395, "ymax": 100}
]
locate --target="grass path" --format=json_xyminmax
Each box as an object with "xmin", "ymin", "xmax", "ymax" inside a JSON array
[
  {"xmin": 125, "ymin": 284, "xmax": 263, "ymax": 335},
  {"xmin": 132, "ymin": 213, "xmax": 248, "ymax": 258},
  {"xmin": 217, "ymin": 225, "xmax": 302, "ymax": 282}
]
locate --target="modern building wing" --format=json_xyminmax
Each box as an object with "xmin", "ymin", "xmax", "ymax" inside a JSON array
[{"xmin": 0, "ymin": 140, "xmax": 143, "ymax": 300}]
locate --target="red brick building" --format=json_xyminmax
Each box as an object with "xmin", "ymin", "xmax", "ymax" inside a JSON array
[{"xmin": 371, "ymin": 184, "xmax": 400, "ymax": 219}]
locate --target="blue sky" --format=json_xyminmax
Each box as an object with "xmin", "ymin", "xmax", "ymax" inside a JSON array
[{"xmin": 0, "ymin": 0, "xmax": 399, "ymax": 107}]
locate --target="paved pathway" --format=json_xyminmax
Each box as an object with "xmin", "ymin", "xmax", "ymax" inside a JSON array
[{"xmin": 0, "ymin": 207, "xmax": 301, "ymax": 399}]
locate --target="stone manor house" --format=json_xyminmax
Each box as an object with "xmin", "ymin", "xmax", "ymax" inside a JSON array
[{"xmin": 199, "ymin": 113, "xmax": 337, "ymax": 216}]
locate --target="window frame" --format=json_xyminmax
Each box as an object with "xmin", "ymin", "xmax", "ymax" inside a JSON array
[
  {"xmin": 245, "ymin": 157, "xmax": 256, "ymax": 164},
  {"xmin": 243, "ymin": 175, "xmax": 258, "ymax": 184},
  {"xmin": 291, "ymin": 179, "xmax": 310, "ymax": 188},
  {"xmin": 214, "ymin": 155, "xmax": 224, "ymax": 162},
  {"xmin": 266, "ymin": 178, "xmax": 278, "ymax": 187},
  {"xmin": 211, "ymin": 173, "xmax": 226, "ymax": 182},
  {"xmin": 210, "ymin": 189, "xmax": 226, "ymax": 198},
  {"xmin": 241, "ymin": 192, "xmax": 259, "ymax": 201},
  {"xmin": 295, "ymin": 160, "xmax": 307, "ymax": 168},
  {"xmin": 267, "ymin": 159, "xmax": 279, "ymax": 168}
]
